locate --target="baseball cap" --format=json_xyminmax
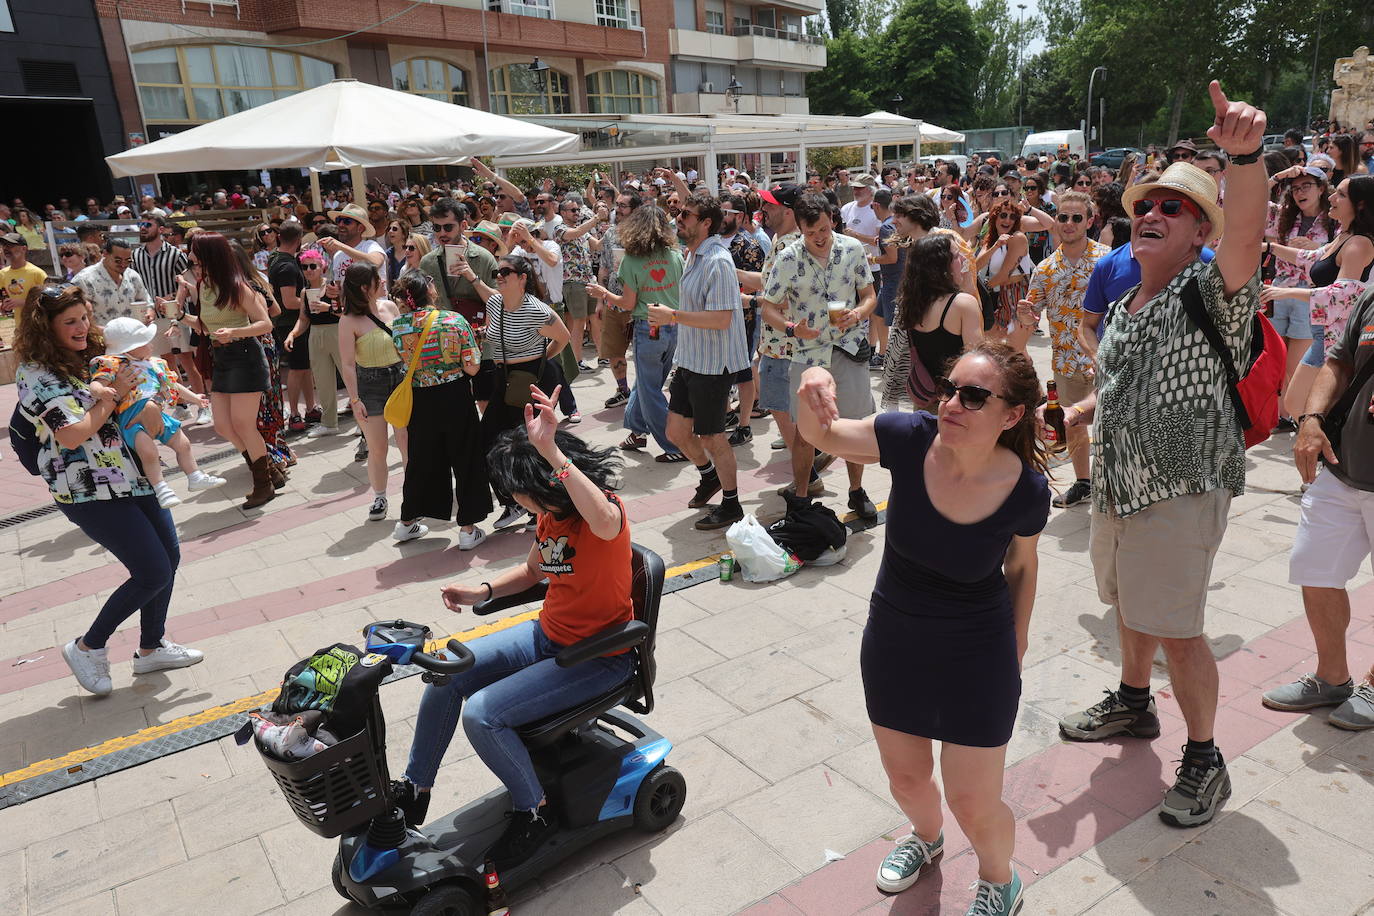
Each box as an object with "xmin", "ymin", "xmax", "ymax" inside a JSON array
[
  {"xmin": 760, "ymin": 183, "xmax": 802, "ymax": 208},
  {"xmin": 0, "ymin": 232, "xmax": 25, "ymax": 246}
]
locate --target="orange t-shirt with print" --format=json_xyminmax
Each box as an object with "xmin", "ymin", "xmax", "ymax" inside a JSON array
[{"xmin": 535, "ymin": 493, "xmax": 634, "ymax": 654}]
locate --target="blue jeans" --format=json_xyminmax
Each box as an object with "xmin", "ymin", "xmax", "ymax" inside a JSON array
[
  {"xmin": 57, "ymin": 495, "xmax": 180, "ymax": 650},
  {"xmin": 625, "ymin": 320, "xmax": 677, "ymax": 454},
  {"xmin": 405, "ymin": 620, "xmax": 634, "ymax": 809}
]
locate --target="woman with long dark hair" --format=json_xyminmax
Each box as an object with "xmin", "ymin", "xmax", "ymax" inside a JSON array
[
  {"xmin": 1330, "ymin": 134, "xmax": 1369, "ymax": 185},
  {"xmin": 453, "ymin": 253, "xmax": 572, "ymax": 532},
  {"xmin": 795, "ymin": 341, "xmax": 1048, "ymax": 914},
  {"xmin": 173, "ymin": 232, "xmax": 275, "ymax": 508},
  {"xmin": 387, "ymin": 270, "xmax": 490, "ymax": 546},
  {"xmin": 383, "ymin": 218, "xmax": 410, "ymax": 283},
  {"xmin": 15, "ymin": 285, "xmax": 203, "ymax": 696},
  {"xmin": 399, "ymin": 197, "xmax": 433, "ymax": 241},
  {"xmin": 1090, "ymin": 181, "xmax": 1127, "ymax": 246},
  {"xmin": 338, "ymin": 262, "xmax": 407, "ymax": 522},
  {"xmin": 228, "ymin": 240, "xmax": 292, "ymax": 484},
  {"xmin": 897, "ymin": 234, "xmax": 984, "ymax": 410}
]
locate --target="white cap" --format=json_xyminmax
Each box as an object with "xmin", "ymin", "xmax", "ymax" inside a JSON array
[{"xmin": 102, "ymin": 317, "xmax": 157, "ymax": 355}]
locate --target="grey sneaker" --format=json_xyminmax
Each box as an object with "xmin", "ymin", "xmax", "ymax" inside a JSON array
[
  {"xmin": 1261, "ymin": 673, "xmax": 1354, "ymax": 711},
  {"xmin": 876, "ymin": 831, "xmax": 943, "ymax": 893},
  {"xmin": 967, "ymin": 870, "xmax": 1023, "ymax": 915},
  {"xmin": 1059, "ymin": 689, "xmax": 1161, "ymax": 741},
  {"xmin": 1329, "ymin": 684, "xmax": 1374, "ymax": 730},
  {"xmin": 1159, "ymin": 749, "xmax": 1231, "ymax": 828}
]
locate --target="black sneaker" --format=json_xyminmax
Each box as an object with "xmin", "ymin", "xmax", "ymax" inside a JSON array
[
  {"xmin": 598, "ymin": 358, "xmax": 611, "ymax": 368},
  {"xmin": 604, "ymin": 389, "xmax": 630, "ymax": 408},
  {"xmin": 1159, "ymin": 749, "xmax": 1231, "ymax": 828},
  {"xmin": 354, "ymin": 436, "xmax": 369, "ymax": 463},
  {"xmin": 488, "ymin": 806, "xmax": 560, "ymax": 870},
  {"xmin": 688, "ymin": 475, "xmax": 722, "ymax": 509},
  {"xmin": 848, "ymin": 487, "xmax": 878, "ymax": 520},
  {"xmin": 695, "ymin": 501, "xmax": 744, "ymax": 530},
  {"xmin": 724, "ymin": 409, "xmax": 740, "ymax": 429},
  {"xmin": 728, "ymin": 426, "xmax": 753, "ymax": 447},
  {"xmin": 1058, "ymin": 689, "xmax": 1161, "ymax": 741},
  {"xmin": 1052, "ymin": 479, "xmax": 1091, "ymax": 509},
  {"xmin": 390, "ymin": 779, "xmax": 430, "ymax": 828}
]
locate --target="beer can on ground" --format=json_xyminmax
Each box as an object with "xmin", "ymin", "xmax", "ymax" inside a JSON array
[{"xmin": 719, "ymin": 554, "xmax": 734, "ymax": 582}]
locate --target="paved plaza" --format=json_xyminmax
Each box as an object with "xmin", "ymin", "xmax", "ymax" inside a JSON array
[{"xmin": 3, "ymin": 337, "xmax": 1374, "ymax": 915}]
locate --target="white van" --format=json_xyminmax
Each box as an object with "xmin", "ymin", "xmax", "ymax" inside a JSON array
[
  {"xmin": 919, "ymin": 154, "xmax": 970, "ymax": 174},
  {"xmin": 1021, "ymin": 129, "xmax": 1086, "ymax": 161}
]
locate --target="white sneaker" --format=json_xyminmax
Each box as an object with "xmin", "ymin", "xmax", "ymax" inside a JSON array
[
  {"xmin": 186, "ymin": 470, "xmax": 226, "ymax": 491},
  {"xmin": 194, "ymin": 406, "xmax": 214, "ymax": 426},
  {"xmin": 392, "ymin": 521, "xmax": 429, "ymax": 542},
  {"xmin": 458, "ymin": 526, "xmax": 487, "ymax": 550},
  {"xmin": 368, "ymin": 495, "xmax": 388, "ymax": 521},
  {"xmin": 173, "ymin": 404, "xmax": 192, "ymax": 421},
  {"xmin": 131, "ymin": 639, "xmax": 204, "ymax": 675},
  {"xmin": 307, "ymin": 424, "xmax": 341, "ymax": 438},
  {"xmin": 493, "ymin": 505, "xmax": 526, "ymax": 531},
  {"xmin": 62, "ymin": 639, "xmax": 112, "ymax": 696},
  {"xmin": 153, "ymin": 481, "xmax": 181, "ymax": 508},
  {"xmin": 810, "ymin": 544, "xmax": 849, "ymax": 567}
]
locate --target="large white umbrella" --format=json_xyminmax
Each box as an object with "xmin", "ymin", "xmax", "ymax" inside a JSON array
[
  {"xmin": 106, "ymin": 78, "xmax": 579, "ymax": 178},
  {"xmin": 861, "ymin": 111, "xmax": 965, "ymax": 144}
]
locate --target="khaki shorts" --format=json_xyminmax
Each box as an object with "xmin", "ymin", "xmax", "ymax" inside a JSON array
[
  {"xmin": 1089, "ymin": 490, "xmax": 1230, "ymax": 639},
  {"xmin": 1052, "ymin": 371, "xmax": 1093, "ymax": 408},
  {"xmin": 600, "ymin": 306, "xmax": 632, "ymax": 358},
  {"xmin": 563, "ymin": 281, "xmax": 591, "ymax": 320}
]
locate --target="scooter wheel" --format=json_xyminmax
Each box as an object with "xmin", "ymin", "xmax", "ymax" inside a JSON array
[
  {"xmin": 330, "ymin": 852, "xmax": 352, "ymax": 902},
  {"xmin": 633, "ymin": 764, "xmax": 686, "ymax": 832},
  {"xmin": 410, "ymin": 883, "xmax": 481, "ymax": 916}
]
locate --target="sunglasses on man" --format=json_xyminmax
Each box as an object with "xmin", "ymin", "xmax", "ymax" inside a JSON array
[
  {"xmin": 336, "ymin": 216, "xmax": 360, "ymax": 227},
  {"xmin": 1167, "ymin": 150, "xmax": 1197, "ymax": 163},
  {"xmin": 1056, "ymin": 212, "xmax": 1086, "ymax": 223},
  {"xmin": 934, "ymin": 377, "xmax": 1008, "ymax": 411},
  {"xmin": 1132, "ymin": 197, "xmax": 1203, "ymax": 219},
  {"xmin": 432, "ymin": 222, "xmax": 459, "ymax": 233}
]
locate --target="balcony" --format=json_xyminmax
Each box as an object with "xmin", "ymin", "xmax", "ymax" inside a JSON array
[
  {"xmin": 672, "ymin": 91, "xmax": 810, "ymax": 116},
  {"xmin": 668, "ymin": 27, "xmax": 826, "ymax": 71}
]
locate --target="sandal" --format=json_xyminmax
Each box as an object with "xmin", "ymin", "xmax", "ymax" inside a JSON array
[
  {"xmin": 619, "ymin": 433, "xmax": 647, "ymax": 451},
  {"xmin": 750, "ymin": 405, "xmax": 768, "ymax": 419},
  {"xmin": 655, "ymin": 452, "xmax": 688, "ymax": 463}
]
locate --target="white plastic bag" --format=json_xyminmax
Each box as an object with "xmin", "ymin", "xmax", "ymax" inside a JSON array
[{"xmin": 726, "ymin": 514, "xmax": 801, "ymax": 583}]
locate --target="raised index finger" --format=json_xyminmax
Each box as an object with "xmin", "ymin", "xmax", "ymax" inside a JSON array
[{"xmin": 1208, "ymin": 80, "xmax": 1229, "ymax": 117}]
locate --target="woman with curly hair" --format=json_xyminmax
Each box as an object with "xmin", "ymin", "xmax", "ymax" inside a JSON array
[
  {"xmin": 1089, "ymin": 181, "xmax": 1127, "ymax": 246},
  {"xmin": 15, "ymin": 285, "xmax": 203, "ymax": 695},
  {"xmin": 974, "ymin": 198, "xmax": 1034, "ymax": 352}
]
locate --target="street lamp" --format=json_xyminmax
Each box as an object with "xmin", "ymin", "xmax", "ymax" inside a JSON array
[
  {"xmin": 725, "ymin": 74, "xmax": 744, "ymax": 113},
  {"xmin": 1086, "ymin": 66, "xmax": 1106, "ymax": 149},
  {"xmin": 1016, "ymin": 3, "xmax": 1027, "ymax": 128},
  {"xmin": 528, "ymin": 57, "xmax": 550, "ymax": 113},
  {"xmin": 890, "ymin": 93, "xmax": 903, "ymax": 115}
]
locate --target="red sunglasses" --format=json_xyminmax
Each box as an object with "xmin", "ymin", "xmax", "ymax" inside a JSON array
[{"xmin": 1132, "ymin": 197, "xmax": 1203, "ymax": 220}]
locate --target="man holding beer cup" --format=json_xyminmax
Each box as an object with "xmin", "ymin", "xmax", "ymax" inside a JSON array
[{"xmin": 761, "ymin": 192, "xmax": 880, "ymax": 519}]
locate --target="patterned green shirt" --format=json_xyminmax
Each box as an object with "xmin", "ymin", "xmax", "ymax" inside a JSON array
[{"xmin": 1092, "ymin": 259, "xmax": 1259, "ymax": 517}]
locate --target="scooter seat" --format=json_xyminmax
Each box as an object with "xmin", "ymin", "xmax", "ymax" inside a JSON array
[{"xmin": 516, "ymin": 681, "xmax": 638, "ymax": 749}]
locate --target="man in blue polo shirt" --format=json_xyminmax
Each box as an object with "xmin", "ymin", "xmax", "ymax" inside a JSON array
[{"xmin": 1078, "ymin": 241, "xmax": 1215, "ymax": 355}]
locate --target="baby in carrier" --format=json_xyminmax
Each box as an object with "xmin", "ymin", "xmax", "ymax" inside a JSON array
[{"xmin": 89, "ymin": 317, "xmax": 225, "ymax": 507}]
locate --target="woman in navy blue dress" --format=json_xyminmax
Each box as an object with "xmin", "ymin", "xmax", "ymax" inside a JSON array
[{"xmin": 795, "ymin": 341, "xmax": 1049, "ymax": 916}]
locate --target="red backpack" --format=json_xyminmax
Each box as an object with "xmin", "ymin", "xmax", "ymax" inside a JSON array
[{"xmin": 1180, "ymin": 278, "xmax": 1286, "ymax": 449}]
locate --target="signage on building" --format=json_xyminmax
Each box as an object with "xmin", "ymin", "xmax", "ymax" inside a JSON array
[{"xmin": 128, "ymin": 131, "xmax": 145, "ymax": 147}]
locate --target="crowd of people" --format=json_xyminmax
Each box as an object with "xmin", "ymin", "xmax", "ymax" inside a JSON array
[{"xmin": 9, "ymin": 81, "xmax": 1374, "ymax": 914}]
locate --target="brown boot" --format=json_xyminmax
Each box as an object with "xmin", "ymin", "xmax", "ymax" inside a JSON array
[
  {"xmin": 242, "ymin": 455, "xmax": 276, "ymax": 509},
  {"xmin": 269, "ymin": 460, "xmax": 287, "ymax": 490}
]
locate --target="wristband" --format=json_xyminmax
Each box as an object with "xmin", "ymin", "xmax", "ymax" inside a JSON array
[
  {"xmin": 749, "ymin": 295, "xmax": 759, "ymax": 310},
  {"xmin": 785, "ymin": 321, "xmax": 797, "ymax": 338},
  {"xmin": 549, "ymin": 459, "xmax": 573, "ymax": 483},
  {"xmin": 1298, "ymin": 412, "xmax": 1326, "ymax": 425},
  {"xmin": 1230, "ymin": 146, "xmax": 1264, "ymax": 166},
  {"xmin": 669, "ymin": 309, "xmax": 678, "ymax": 324},
  {"xmin": 482, "ymin": 581, "xmax": 493, "ymax": 601}
]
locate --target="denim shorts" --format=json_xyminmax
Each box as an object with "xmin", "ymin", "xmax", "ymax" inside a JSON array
[
  {"xmin": 1268, "ymin": 298, "xmax": 1313, "ymax": 341},
  {"xmin": 757, "ymin": 355, "xmax": 792, "ymax": 413},
  {"xmin": 1303, "ymin": 329, "xmax": 1327, "ymax": 368},
  {"xmin": 356, "ymin": 363, "xmax": 405, "ymax": 416}
]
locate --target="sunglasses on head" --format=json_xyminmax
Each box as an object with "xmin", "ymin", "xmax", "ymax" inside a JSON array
[
  {"xmin": 1132, "ymin": 196, "xmax": 1202, "ymax": 219},
  {"xmin": 934, "ymin": 377, "xmax": 1007, "ymax": 411},
  {"xmin": 1057, "ymin": 212, "xmax": 1086, "ymax": 223}
]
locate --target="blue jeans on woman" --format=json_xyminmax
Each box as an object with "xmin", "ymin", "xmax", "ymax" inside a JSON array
[
  {"xmin": 624, "ymin": 320, "xmax": 677, "ymax": 455},
  {"xmin": 405, "ymin": 620, "xmax": 634, "ymax": 809},
  {"xmin": 57, "ymin": 494, "xmax": 179, "ymax": 650}
]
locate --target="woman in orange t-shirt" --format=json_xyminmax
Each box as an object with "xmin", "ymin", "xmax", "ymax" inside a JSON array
[{"xmin": 397, "ymin": 384, "xmax": 634, "ymax": 871}]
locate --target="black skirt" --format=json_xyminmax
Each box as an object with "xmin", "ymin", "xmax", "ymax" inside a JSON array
[
  {"xmin": 860, "ymin": 600, "xmax": 1021, "ymax": 748},
  {"xmin": 400, "ymin": 379, "xmax": 492, "ymax": 526},
  {"xmin": 210, "ymin": 338, "xmax": 269, "ymax": 394}
]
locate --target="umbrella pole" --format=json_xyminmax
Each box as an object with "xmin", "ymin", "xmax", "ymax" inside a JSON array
[
  {"xmin": 309, "ymin": 170, "xmax": 323, "ymax": 213},
  {"xmin": 350, "ymin": 167, "xmax": 367, "ymax": 201}
]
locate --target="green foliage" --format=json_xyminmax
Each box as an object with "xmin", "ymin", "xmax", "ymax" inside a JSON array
[
  {"xmin": 970, "ymin": 0, "xmax": 1036, "ymax": 127},
  {"xmin": 807, "ymin": 31, "xmax": 877, "ymax": 116},
  {"xmin": 807, "ymin": 146, "xmax": 866, "ymax": 175},
  {"xmin": 504, "ymin": 165, "xmax": 611, "ymax": 192},
  {"xmin": 880, "ymin": 0, "xmax": 985, "ymax": 124}
]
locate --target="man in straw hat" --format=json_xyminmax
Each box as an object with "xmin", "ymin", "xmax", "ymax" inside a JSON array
[{"xmin": 1054, "ymin": 81, "xmax": 1269, "ymax": 829}]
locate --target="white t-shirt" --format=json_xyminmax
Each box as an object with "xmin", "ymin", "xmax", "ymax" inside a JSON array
[
  {"xmin": 331, "ymin": 238, "xmax": 387, "ymax": 286},
  {"xmin": 512, "ymin": 241, "xmax": 564, "ymax": 305},
  {"xmin": 840, "ymin": 200, "xmax": 881, "ymax": 272}
]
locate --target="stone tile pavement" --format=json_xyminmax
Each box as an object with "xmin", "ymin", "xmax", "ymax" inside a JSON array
[{"xmin": 4, "ymin": 336, "xmax": 1374, "ymax": 914}]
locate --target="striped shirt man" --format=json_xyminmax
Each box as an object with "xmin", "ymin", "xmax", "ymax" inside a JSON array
[
  {"xmin": 131, "ymin": 240, "xmax": 189, "ymax": 300},
  {"xmin": 675, "ymin": 234, "xmax": 749, "ymax": 375}
]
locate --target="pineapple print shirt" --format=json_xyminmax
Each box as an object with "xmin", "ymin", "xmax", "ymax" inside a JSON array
[{"xmin": 1026, "ymin": 239, "xmax": 1109, "ymax": 380}]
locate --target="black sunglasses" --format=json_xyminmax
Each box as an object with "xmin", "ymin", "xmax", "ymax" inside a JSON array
[
  {"xmin": 1024, "ymin": 184, "xmax": 1039, "ymax": 191},
  {"xmin": 1056, "ymin": 212, "xmax": 1086, "ymax": 223},
  {"xmin": 336, "ymin": 216, "xmax": 360, "ymax": 226},
  {"xmin": 433, "ymin": 222, "xmax": 459, "ymax": 232},
  {"xmin": 935, "ymin": 377, "xmax": 1008, "ymax": 411},
  {"xmin": 1167, "ymin": 151, "xmax": 1196, "ymax": 162},
  {"xmin": 403, "ymin": 245, "xmax": 417, "ymax": 251},
  {"xmin": 495, "ymin": 266, "xmax": 521, "ymax": 278},
  {"xmin": 302, "ymin": 263, "xmax": 323, "ymax": 270},
  {"xmin": 992, "ymin": 189, "xmax": 1012, "ymax": 197}
]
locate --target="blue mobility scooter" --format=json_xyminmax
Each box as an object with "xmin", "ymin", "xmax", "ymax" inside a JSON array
[{"xmin": 256, "ymin": 544, "xmax": 684, "ymax": 915}]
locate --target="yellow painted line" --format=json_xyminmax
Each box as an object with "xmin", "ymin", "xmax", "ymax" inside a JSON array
[{"xmin": 1, "ymin": 502, "xmax": 887, "ymax": 790}]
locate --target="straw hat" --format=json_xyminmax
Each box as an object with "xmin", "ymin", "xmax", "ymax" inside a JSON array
[
  {"xmin": 470, "ymin": 220, "xmax": 508, "ymax": 256},
  {"xmin": 102, "ymin": 316, "xmax": 157, "ymax": 355},
  {"xmin": 1121, "ymin": 162, "xmax": 1224, "ymax": 246},
  {"xmin": 326, "ymin": 203, "xmax": 376, "ymax": 237}
]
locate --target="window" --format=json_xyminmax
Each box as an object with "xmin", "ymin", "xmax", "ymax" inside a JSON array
[
  {"xmin": 488, "ymin": 64, "xmax": 571, "ymax": 115},
  {"xmin": 733, "ymin": 15, "xmax": 751, "ymax": 33},
  {"xmin": 487, "ymin": 0, "xmax": 552, "ymax": 19},
  {"xmin": 595, "ymin": 0, "xmax": 639, "ymax": 28},
  {"xmin": 392, "ymin": 58, "xmax": 470, "ymax": 107},
  {"xmin": 586, "ymin": 70, "xmax": 660, "ymax": 114},
  {"xmin": 131, "ymin": 44, "xmax": 335, "ymax": 124},
  {"xmin": 704, "ymin": 0, "xmax": 725, "ymax": 34}
]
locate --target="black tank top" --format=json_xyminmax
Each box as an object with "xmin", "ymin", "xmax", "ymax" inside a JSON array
[
  {"xmin": 909, "ymin": 294, "xmax": 964, "ymax": 381},
  {"xmin": 1311, "ymin": 235, "xmax": 1374, "ymax": 288}
]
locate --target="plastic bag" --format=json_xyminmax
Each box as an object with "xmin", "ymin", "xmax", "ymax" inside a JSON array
[{"xmin": 726, "ymin": 514, "xmax": 801, "ymax": 583}]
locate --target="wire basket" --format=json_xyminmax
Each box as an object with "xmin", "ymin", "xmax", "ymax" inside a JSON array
[{"xmin": 257, "ymin": 728, "xmax": 390, "ymax": 838}]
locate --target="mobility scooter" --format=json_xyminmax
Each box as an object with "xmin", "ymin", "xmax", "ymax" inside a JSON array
[{"xmin": 254, "ymin": 544, "xmax": 684, "ymax": 915}]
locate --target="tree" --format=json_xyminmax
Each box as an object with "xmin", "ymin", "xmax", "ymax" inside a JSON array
[
  {"xmin": 878, "ymin": 0, "xmax": 985, "ymax": 125},
  {"xmin": 970, "ymin": 0, "xmax": 1037, "ymax": 127},
  {"xmin": 807, "ymin": 31, "xmax": 878, "ymax": 116}
]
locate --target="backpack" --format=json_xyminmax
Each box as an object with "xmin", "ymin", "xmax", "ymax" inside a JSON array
[
  {"xmin": 1179, "ymin": 278, "xmax": 1285, "ymax": 449},
  {"xmin": 271, "ymin": 642, "xmax": 392, "ymax": 740},
  {"xmin": 8, "ymin": 403, "xmax": 42, "ymax": 476}
]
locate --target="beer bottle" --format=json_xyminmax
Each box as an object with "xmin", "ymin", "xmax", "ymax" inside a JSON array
[
  {"xmin": 484, "ymin": 860, "xmax": 510, "ymax": 916},
  {"xmin": 1043, "ymin": 381, "xmax": 1068, "ymax": 454}
]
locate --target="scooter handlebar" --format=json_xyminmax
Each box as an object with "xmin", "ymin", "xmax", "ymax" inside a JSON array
[{"xmin": 412, "ymin": 639, "xmax": 476, "ymax": 674}]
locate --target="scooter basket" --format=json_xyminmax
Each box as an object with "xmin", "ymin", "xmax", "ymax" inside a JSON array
[{"xmin": 257, "ymin": 728, "xmax": 389, "ymax": 838}]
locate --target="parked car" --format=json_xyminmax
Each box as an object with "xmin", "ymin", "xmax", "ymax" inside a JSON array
[
  {"xmin": 1090, "ymin": 147, "xmax": 1143, "ymax": 169},
  {"xmin": 970, "ymin": 148, "xmax": 1008, "ymax": 164}
]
